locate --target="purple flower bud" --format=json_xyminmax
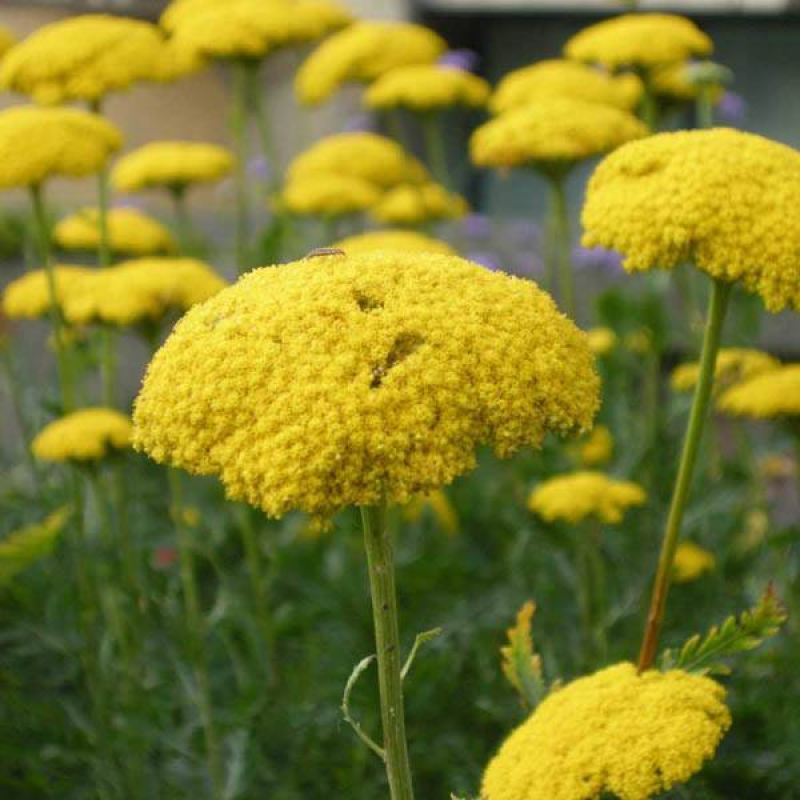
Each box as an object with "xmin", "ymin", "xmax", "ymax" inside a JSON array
[
  {"xmin": 716, "ymin": 91, "xmax": 747, "ymax": 125},
  {"xmin": 462, "ymin": 213, "xmax": 492, "ymax": 239},
  {"xmin": 248, "ymin": 155, "xmax": 272, "ymax": 183},
  {"xmin": 467, "ymin": 250, "xmax": 502, "ymax": 272},
  {"xmin": 572, "ymin": 246, "xmax": 624, "ymax": 274},
  {"xmin": 437, "ymin": 49, "xmax": 480, "ymax": 73}
]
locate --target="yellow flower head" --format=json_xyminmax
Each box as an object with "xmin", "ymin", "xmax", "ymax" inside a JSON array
[
  {"xmin": 573, "ymin": 424, "xmax": 614, "ymax": 467},
  {"xmin": 565, "ymin": 13, "xmax": 713, "ymax": 71},
  {"xmin": 54, "ymin": 207, "xmax": 176, "ymax": 256},
  {"xmin": 280, "ymin": 173, "xmax": 381, "ymax": 218},
  {"xmin": 490, "ymin": 59, "xmax": 642, "ymax": 115},
  {"xmin": 481, "ymin": 662, "xmax": 730, "ymax": 800},
  {"xmin": 0, "ymin": 14, "xmax": 199, "ymax": 105},
  {"xmin": 165, "ymin": 0, "xmax": 350, "ymax": 61},
  {"xmin": 0, "ymin": 106, "xmax": 121, "ymax": 189},
  {"xmin": 371, "ymin": 183, "xmax": 468, "ymax": 226},
  {"xmin": 717, "ymin": 364, "xmax": 800, "ymax": 419},
  {"xmin": 365, "ymin": 64, "xmax": 489, "ymax": 111},
  {"xmin": 112, "ymin": 141, "xmax": 234, "ymax": 193},
  {"xmin": 295, "ymin": 21, "xmax": 447, "ymax": 106},
  {"xmin": 287, "ymin": 132, "xmax": 428, "ymax": 190},
  {"xmin": 528, "ymin": 470, "xmax": 646, "ymax": 524},
  {"xmin": 582, "ymin": 129, "xmax": 800, "ymax": 312},
  {"xmin": 3, "ymin": 265, "xmax": 95, "ymax": 320},
  {"xmin": 133, "ymin": 251, "xmax": 599, "ymax": 518},
  {"xmin": 470, "ymin": 98, "xmax": 647, "ymax": 174},
  {"xmin": 0, "ymin": 507, "xmax": 70, "ymax": 584},
  {"xmin": 33, "ymin": 408, "xmax": 132, "ymax": 463},
  {"xmin": 651, "ymin": 61, "xmax": 722, "ymax": 103},
  {"xmin": 333, "ymin": 230, "xmax": 456, "ymax": 256},
  {"xmin": 586, "ymin": 326, "xmax": 618, "ymax": 356},
  {"xmin": 673, "ymin": 541, "xmax": 716, "ymax": 583},
  {"xmin": 0, "ymin": 24, "xmax": 16, "ymax": 58},
  {"xmin": 671, "ymin": 348, "xmax": 780, "ymax": 393}
]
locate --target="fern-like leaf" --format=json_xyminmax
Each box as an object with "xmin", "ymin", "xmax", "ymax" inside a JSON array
[{"xmin": 500, "ymin": 600, "xmax": 547, "ymax": 710}]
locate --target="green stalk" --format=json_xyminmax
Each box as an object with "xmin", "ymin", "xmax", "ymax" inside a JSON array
[
  {"xmin": 360, "ymin": 502, "xmax": 414, "ymax": 800},
  {"xmin": 638, "ymin": 278, "xmax": 732, "ymax": 671},
  {"xmin": 640, "ymin": 82, "xmax": 659, "ymax": 132},
  {"xmin": 547, "ymin": 176, "xmax": 575, "ymax": 319},
  {"xmin": 169, "ymin": 469, "xmax": 224, "ymax": 799},
  {"xmin": 696, "ymin": 86, "xmax": 715, "ymax": 129},
  {"xmin": 422, "ymin": 111, "xmax": 451, "ymax": 189},
  {"xmin": 1, "ymin": 345, "xmax": 39, "ymax": 482},
  {"xmin": 232, "ymin": 62, "xmax": 252, "ymax": 275},
  {"xmin": 29, "ymin": 184, "xmax": 74, "ymax": 411},
  {"xmin": 170, "ymin": 185, "xmax": 194, "ymax": 255}
]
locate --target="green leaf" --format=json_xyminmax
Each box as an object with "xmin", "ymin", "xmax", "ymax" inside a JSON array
[{"xmin": 500, "ymin": 601, "xmax": 547, "ymax": 710}]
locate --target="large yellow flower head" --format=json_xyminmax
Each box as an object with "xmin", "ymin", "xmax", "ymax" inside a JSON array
[
  {"xmin": 364, "ymin": 63, "xmax": 489, "ymax": 111},
  {"xmin": 0, "ymin": 15, "xmax": 199, "ymax": 105},
  {"xmin": 371, "ymin": 183, "xmax": 468, "ymax": 226},
  {"xmin": 717, "ymin": 365, "xmax": 800, "ymax": 419},
  {"xmin": 671, "ymin": 348, "xmax": 780, "ymax": 393},
  {"xmin": 489, "ymin": 59, "xmax": 642, "ymax": 116},
  {"xmin": 470, "ymin": 98, "xmax": 647, "ymax": 175},
  {"xmin": 333, "ymin": 230, "xmax": 455, "ymax": 256},
  {"xmin": 673, "ymin": 541, "xmax": 716, "ymax": 583},
  {"xmin": 0, "ymin": 106, "xmax": 121, "ymax": 189},
  {"xmin": 582, "ymin": 129, "xmax": 800, "ymax": 312},
  {"xmin": 482, "ymin": 663, "xmax": 730, "ymax": 800},
  {"xmin": 112, "ymin": 141, "xmax": 234, "ymax": 193},
  {"xmin": 565, "ymin": 13, "xmax": 713, "ymax": 71},
  {"xmin": 133, "ymin": 252, "xmax": 599, "ymax": 518},
  {"xmin": 295, "ymin": 21, "xmax": 447, "ymax": 106},
  {"xmin": 165, "ymin": 0, "xmax": 350, "ymax": 61},
  {"xmin": 3, "ymin": 266, "xmax": 95, "ymax": 320},
  {"xmin": 280, "ymin": 173, "xmax": 381, "ymax": 218},
  {"xmin": 54, "ymin": 207, "xmax": 176, "ymax": 256},
  {"xmin": 32, "ymin": 408, "xmax": 132, "ymax": 463},
  {"xmin": 528, "ymin": 470, "xmax": 646, "ymax": 524}
]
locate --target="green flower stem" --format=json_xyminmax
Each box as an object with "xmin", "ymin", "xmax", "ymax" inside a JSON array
[
  {"xmin": 547, "ymin": 176, "xmax": 575, "ymax": 319},
  {"xmin": 696, "ymin": 86, "xmax": 715, "ymax": 129},
  {"xmin": 360, "ymin": 501, "xmax": 415, "ymax": 800},
  {"xmin": 422, "ymin": 111, "xmax": 451, "ymax": 189},
  {"xmin": 638, "ymin": 277, "xmax": 732, "ymax": 671},
  {"xmin": 169, "ymin": 468, "xmax": 224, "ymax": 799},
  {"xmin": 232, "ymin": 61, "xmax": 253, "ymax": 275},
  {"xmin": 640, "ymin": 82, "xmax": 659, "ymax": 132},
  {"xmin": 29, "ymin": 184, "xmax": 74, "ymax": 411},
  {"xmin": 245, "ymin": 60, "xmax": 275, "ymax": 186},
  {"xmin": 1, "ymin": 345, "xmax": 39, "ymax": 482},
  {"xmin": 170, "ymin": 185, "xmax": 194, "ymax": 254}
]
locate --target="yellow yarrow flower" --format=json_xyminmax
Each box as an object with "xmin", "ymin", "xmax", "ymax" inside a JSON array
[
  {"xmin": 371, "ymin": 183, "xmax": 468, "ymax": 226},
  {"xmin": 133, "ymin": 251, "xmax": 599, "ymax": 518},
  {"xmin": 717, "ymin": 364, "xmax": 800, "ymax": 419},
  {"xmin": 470, "ymin": 97, "xmax": 647, "ymax": 174},
  {"xmin": 490, "ymin": 59, "xmax": 642, "ymax": 115},
  {"xmin": 673, "ymin": 541, "xmax": 716, "ymax": 583},
  {"xmin": 0, "ymin": 106, "xmax": 121, "ymax": 189},
  {"xmin": 295, "ymin": 21, "xmax": 447, "ymax": 106},
  {"xmin": 365, "ymin": 64, "xmax": 489, "ymax": 111},
  {"xmin": 0, "ymin": 24, "xmax": 16, "ymax": 58},
  {"xmin": 333, "ymin": 230, "xmax": 455, "ymax": 256},
  {"xmin": 671, "ymin": 348, "xmax": 780, "ymax": 393},
  {"xmin": 0, "ymin": 507, "xmax": 70, "ymax": 584},
  {"xmin": 586, "ymin": 326, "xmax": 618, "ymax": 356},
  {"xmin": 584, "ymin": 129, "xmax": 800, "ymax": 311},
  {"xmin": 280, "ymin": 173, "xmax": 381, "ymax": 218},
  {"xmin": 0, "ymin": 14, "xmax": 199, "ymax": 105},
  {"xmin": 574, "ymin": 424, "xmax": 614, "ymax": 467},
  {"xmin": 112, "ymin": 141, "xmax": 234, "ymax": 193},
  {"xmin": 529, "ymin": 470, "xmax": 646, "ymax": 524},
  {"xmin": 565, "ymin": 13, "xmax": 713, "ymax": 71},
  {"xmin": 481, "ymin": 662, "xmax": 730, "ymax": 800},
  {"xmin": 3, "ymin": 266, "xmax": 94, "ymax": 320},
  {"xmin": 33, "ymin": 408, "xmax": 132, "ymax": 463},
  {"xmin": 54, "ymin": 207, "xmax": 176, "ymax": 256}
]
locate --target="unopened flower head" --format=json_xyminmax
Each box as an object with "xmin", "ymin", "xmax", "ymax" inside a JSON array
[
  {"xmin": 54, "ymin": 207, "xmax": 176, "ymax": 256},
  {"xmin": 529, "ymin": 470, "xmax": 645, "ymax": 524},
  {"xmin": 582, "ymin": 129, "xmax": 800, "ymax": 312},
  {"xmin": 333, "ymin": 230, "xmax": 455, "ymax": 255},
  {"xmin": 490, "ymin": 59, "xmax": 642, "ymax": 115},
  {"xmin": 133, "ymin": 251, "xmax": 599, "ymax": 518},
  {"xmin": 33, "ymin": 408, "xmax": 132, "ymax": 463},
  {"xmin": 0, "ymin": 106, "xmax": 121, "ymax": 188},
  {"xmin": 0, "ymin": 14, "xmax": 199, "ymax": 105},
  {"xmin": 673, "ymin": 541, "xmax": 716, "ymax": 583},
  {"xmin": 365, "ymin": 63, "xmax": 489, "ymax": 111},
  {"xmin": 481, "ymin": 662, "xmax": 730, "ymax": 800},
  {"xmin": 565, "ymin": 13, "xmax": 712, "ymax": 71},
  {"xmin": 671, "ymin": 348, "xmax": 780, "ymax": 393},
  {"xmin": 112, "ymin": 141, "xmax": 234, "ymax": 193},
  {"xmin": 371, "ymin": 183, "xmax": 468, "ymax": 226},
  {"xmin": 470, "ymin": 97, "xmax": 647, "ymax": 175},
  {"xmin": 295, "ymin": 21, "xmax": 446, "ymax": 106},
  {"xmin": 717, "ymin": 364, "xmax": 800, "ymax": 419}
]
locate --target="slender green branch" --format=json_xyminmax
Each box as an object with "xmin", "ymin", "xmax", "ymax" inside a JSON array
[
  {"xmin": 422, "ymin": 111, "xmax": 451, "ymax": 189},
  {"xmin": 638, "ymin": 278, "xmax": 732, "ymax": 671},
  {"xmin": 401, "ymin": 628, "xmax": 442, "ymax": 681},
  {"xmin": 341, "ymin": 654, "xmax": 386, "ymax": 761},
  {"xmin": 170, "ymin": 185, "xmax": 194, "ymax": 255}
]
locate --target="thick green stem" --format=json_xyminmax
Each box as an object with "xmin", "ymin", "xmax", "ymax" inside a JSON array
[
  {"xmin": 640, "ymin": 82, "xmax": 659, "ymax": 132},
  {"xmin": 548, "ymin": 176, "xmax": 575, "ymax": 319},
  {"xmin": 422, "ymin": 112, "xmax": 451, "ymax": 189},
  {"xmin": 169, "ymin": 469, "xmax": 224, "ymax": 799},
  {"xmin": 360, "ymin": 503, "xmax": 414, "ymax": 800},
  {"xmin": 638, "ymin": 278, "xmax": 732, "ymax": 671},
  {"xmin": 232, "ymin": 62, "xmax": 252, "ymax": 275}
]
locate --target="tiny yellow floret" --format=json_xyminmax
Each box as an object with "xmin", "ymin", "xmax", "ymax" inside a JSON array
[
  {"xmin": 333, "ymin": 230, "xmax": 455, "ymax": 255},
  {"xmin": 482, "ymin": 662, "xmax": 730, "ymax": 800},
  {"xmin": 717, "ymin": 365, "xmax": 800, "ymax": 419},
  {"xmin": 582, "ymin": 129, "xmax": 800, "ymax": 312},
  {"xmin": 673, "ymin": 541, "xmax": 716, "ymax": 583},
  {"xmin": 365, "ymin": 64, "xmax": 489, "ymax": 111},
  {"xmin": 32, "ymin": 408, "xmax": 132, "ymax": 462},
  {"xmin": 133, "ymin": 251, "xmax": 599, "ymax": 518},
  {"xmin": 671, "ymin": 348, "xmax": 780, "ymax": 393},
  {"xmin": 528, "ymin": 470, "xmax": 646, "ymax": 524}
]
